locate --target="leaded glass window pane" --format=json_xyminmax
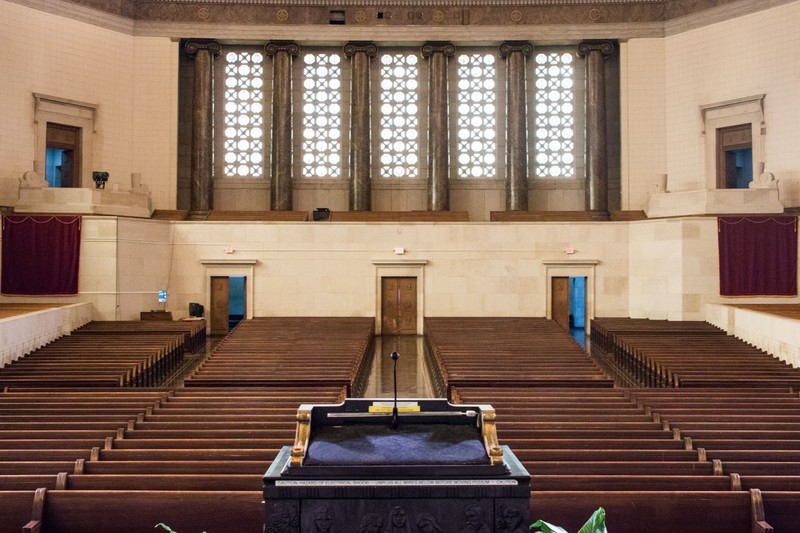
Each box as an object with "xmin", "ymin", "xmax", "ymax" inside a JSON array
[
  {"xmin": 533, "ymin": 51, "xmax": 575, "ymax": 178},
  {"xmin": 301, "ymin": 52, "xmax": 342, "ymax": 178},
  {"xmin": 378, "ymin": 53, "xmax": 420, "ymax": 179},
  {"xmin": 456, "ymin": 53, "xmax": 497, "ymax": 178},
  {"xmin": 223, "ymin": 51, "xmax": 265, "ymax": 177}
]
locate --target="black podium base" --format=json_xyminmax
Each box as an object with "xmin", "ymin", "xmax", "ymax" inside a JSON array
[{"xmin": 263, "ymin": 445, "xmax": 531, "ymax": 533}]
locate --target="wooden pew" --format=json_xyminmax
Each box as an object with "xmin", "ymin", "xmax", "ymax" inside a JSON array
[
  {"xmin": 426, "ymin": 317, "xmax": 613, "ymax": 394},
  {"xmin": 63, "ymin": 473, "xmax": 261, "ymax": 491},
  {"xmin": 185, "ymin": 317, "xmax": 374, "ymax": 394},
  {"xmin": 590, "ymin": 318, "xmax": 800, "ymax": 389},
  {"xmin": 328, "ymin": 210, "xmax": 469, "ymax": 222},
  {"xmin": 0, "ymin": 490, "xmax": 38, "ymax": 533},
  {"xmin": 761, "ymin": 491, "xmax": 800, "ymax": 533},
  {"xmin": 204, "ymin": 210, "xmax": 309, "ymax": 222},
  {"xmin": 0, "ymin": 462, "xmax": 76, "ymax": 475},
  {"xmin": 530, "ymin": 490, "xmax": 772, "ymax": 533},
  {"xmin": 75, "ymin": 320, "xmax": 206, "ymax": 354},
  {"xmin": 34, "ymin": 490, "xmax": 263, "ymax": 533},
  {"xmin": 79, "ymin": 460, "xmax": 267, "ymax": 475},
  {"xmin": 530, "ymin": 474, "xmax": 737, "ymax": 492},
  {"xmin": 0, "ymin": 333, "xmax": 187, "ymax": 388}
]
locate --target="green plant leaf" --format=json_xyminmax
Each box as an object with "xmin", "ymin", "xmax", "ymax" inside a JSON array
[
  {"xmin": 155, "ymin": 524, "xmax": 177, "ymax": 533},
  {"xmin": 576, "ymin": 507, "xmax": 607, "ymax": 533},
  {"xmin": 530, "ymin": 519, "xmax": 569, "ymax": 533}
]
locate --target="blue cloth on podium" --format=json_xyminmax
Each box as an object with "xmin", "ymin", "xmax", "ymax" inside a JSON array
[{"xmin": 304, "ymin": 423, "xmax": 489, "ymax": 466}]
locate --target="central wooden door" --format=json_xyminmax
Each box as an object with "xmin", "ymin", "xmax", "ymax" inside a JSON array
[
  {"xmin": 381, "ymin": 277, "xmax": 417, "ymax": 335},
  {"xmin": 551, "ymin": 276, "xmax": 570, "ymax": 332},
  {"xmin": 210, "ymin": 276, "xmax": 230, "ymax": 335}
]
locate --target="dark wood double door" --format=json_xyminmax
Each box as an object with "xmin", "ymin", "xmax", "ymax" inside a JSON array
[{"xmin": 381, "ymin": 277, "xmax": 417, "ymax": 335}]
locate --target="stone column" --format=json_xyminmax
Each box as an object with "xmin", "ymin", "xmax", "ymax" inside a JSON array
[
  {"xmin": 578, "ymin": 40, "xmax": 614, "ymax": 220},
  {"xmin": 185, "ymin": 40, "xmax": 220, "ymax": 215},
  {"xmin": 500, "ymin": 42, "xmax": 533, "ymax": 211},
  {"xmin": 265, "ymin": 41, "xmax": 299, "ymax": 211},
  {"xmin": 422, "ymin": 42, "xmax": 455, "ymax": 211},
  {"xmin": 344, "ymin": 42, "xmax": 377, "ymax": 211}
]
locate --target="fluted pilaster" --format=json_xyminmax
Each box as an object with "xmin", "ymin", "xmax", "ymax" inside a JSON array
[
  {"xmin": 500, "ymin": 41, "xmax": 533, "ymax": 211},
  {"xmin": 578, "ymin": 40, "xmax": 614, "ymax": 220},
  {"xmin": 185, "ymin": 40, "xmax": 220, "ymax": 214},
  {"xmin": 422, "ymin": 42, "xmax": 455, "ymax": 211},
  {"xmin": 266, "ymin": 41, "xmax": 299, "ymax": 211},
  {"xmin": 344, "ymin": 42, "xmax": 377, "ymax": 211}
]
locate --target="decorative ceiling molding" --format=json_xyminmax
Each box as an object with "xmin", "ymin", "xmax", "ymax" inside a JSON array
[
  {"xmin": 8, "ymin": 0, "xmax": 796, "ymax": 39},
  {"xmin": 136, "ymin": 0, "xmax": 664, "ymax": 4}
]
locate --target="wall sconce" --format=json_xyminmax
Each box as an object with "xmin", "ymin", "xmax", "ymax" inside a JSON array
[
  {"xmin": 564, "ymin": 247, "xmax": 575, "ymax": 255},
  {"xmin": 393, "ymin": 247, "xmax": 405, "ymax": 255},
  {"xmin": 223, "ymin": 245, "xmax": 234, "ymax": 254}
]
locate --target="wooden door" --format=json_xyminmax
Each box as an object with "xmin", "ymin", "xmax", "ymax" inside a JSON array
[
  {"xmin": 210, "ymin": 276, "xmax": 230, "ymax": 335},
  {"xmin": 551, "ymin": 277, "xmax": 570, "ymax": 332},
  {"xmin": 46, "ymin": 123, "xmax": 81, "ymax": 187},
  {"xmin": 381, "ymin": 277, "xmax": 417, "ymax": 335},
  {"xmin": 716, "ymin": 124, "xmax": 751, "ymax": 189},
  {"xmin": 60, "ymin": 150, "xmax": 75, "ymax": 188}
]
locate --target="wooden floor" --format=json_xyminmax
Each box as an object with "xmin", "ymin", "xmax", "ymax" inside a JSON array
[
  {"xmin": 0, "ymin": 304, "xmax": 64, "ymax": 320},
  {"xmin": 733, "ymin": 303, "xmax": 800, "ymax": 320}
]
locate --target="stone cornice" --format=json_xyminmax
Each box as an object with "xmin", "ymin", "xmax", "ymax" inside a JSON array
[
  {"xmin": 6, "ymin": 0, "xmax": 796, "ymax": 39},
  {"xmin": 139, "ymin": 0, "xmax": 664, "ymax": 3}
]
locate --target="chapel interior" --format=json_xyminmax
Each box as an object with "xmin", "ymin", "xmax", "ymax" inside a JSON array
[{"xmin": 1, "ymin": 0, "xmax": 800, "ymax": 531}]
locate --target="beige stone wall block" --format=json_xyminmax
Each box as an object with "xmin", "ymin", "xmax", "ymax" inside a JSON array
[
  {"xmin": 665, "ymin": 2, "xmax": 800, "ymax": 202},
  {"xmin": 133, "ymin": 38, "xmax": 178, "ymax": 210},
  {"xmin": 213, "ymin": 190, "xmax": 236, "ymax": 211},
  {"xmin": 79, "ymin": 258, "xmax": 117, "ymax": 294},
  {"xmin": 620, "ymin": 39, "xmax": 667, "ymax": 210},
  {"xmin": 484, "ymin": 293, "xmax": 520, "ymax": 314}
]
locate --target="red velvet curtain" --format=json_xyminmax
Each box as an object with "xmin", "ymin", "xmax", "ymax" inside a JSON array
[
  {"xmin": 718, "ymin": 216, "xmax": 798, "ymax": 297},
  {"xmin": 1, "ymin": 215, "xmax": 82, "ymax": 295}
]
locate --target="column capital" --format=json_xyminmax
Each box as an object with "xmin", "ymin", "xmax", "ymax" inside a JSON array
[
  {"xmin": 184, "ymin": 39, "xmax": 221, "ymax": 58},
  {"xmin": 421, "ymin": 42, "xmax": 455, "ymax": 58},
  {"xmin": 344, "ymin": 42, "xmax": 378, "ymax": 58},
  {"xmin": 499, "ymin": 41, "xmax": 533, "ymax": 58},
  {"xmin": 265, "ymin": 41, "xmax": 299, "ymax": 57},
  {"xmin": 577, "ymin": 40, "xmax": 615, "ymax": 58}
]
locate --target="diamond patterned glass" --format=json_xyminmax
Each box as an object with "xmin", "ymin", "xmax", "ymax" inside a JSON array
[
  {"xmin": 302, "ymin": 52, "xmax": 343, "ymax": 178},
  {"xmin": 456, "ymin": 53, "xmax": 497, "ymax": 178},
  {"xmin": 378, "ymin": 53, "xmax": 420, "ymax": 179},
  {"xmin": 533, "ymin": 52, "xmax": 575, "ymax": 178},
  {"xmin": 223, "ymin": 51, "xmax": 265, "ymax": 177}
]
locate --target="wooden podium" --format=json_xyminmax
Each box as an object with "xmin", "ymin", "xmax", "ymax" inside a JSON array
[{"xmin": 263, "ymin": 398, "xmax": 530, "ymax": 532}]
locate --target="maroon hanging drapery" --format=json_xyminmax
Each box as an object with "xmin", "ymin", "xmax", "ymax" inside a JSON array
[
  {"xmin": 718, "ymin": 216, "xmax": 798, "ymax": 297},
  {"xmin": 1, "ymin": 215, "xmax": 82, "ymax": 295}
]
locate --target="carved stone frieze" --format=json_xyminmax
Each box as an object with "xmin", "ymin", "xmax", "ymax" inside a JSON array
[{"xmin": 23, "ymin": 0, "xmax": 782, "ymax": 28}]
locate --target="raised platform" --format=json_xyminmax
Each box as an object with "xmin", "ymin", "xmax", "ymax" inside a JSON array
[
  {"xmin": 15, "ymin": 188, "xmax": 153, "ymax": 218},
  {"xmin": 706, "ymin": 303, "xmax": 800, "ymax": 369},
  {"xmin": 646, "ymin": 189, "xmax": 783, "ymax": 219},
  {"xmin": 0, "ymin": 302, "xmax": 93, "ymax": 368}
]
